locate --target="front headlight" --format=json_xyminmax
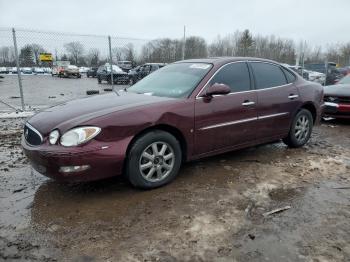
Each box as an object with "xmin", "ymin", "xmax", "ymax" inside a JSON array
[{"xmin": 60, "ymin": 126, "xmax": 101, "ymax": 147}]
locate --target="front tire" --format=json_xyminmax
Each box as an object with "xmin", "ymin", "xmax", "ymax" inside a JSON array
[
  {"xmin": 283, "ymin": 109, "xmax": 313, "ymax": 148},
  {"xmin": 126, "ymin": 131, "xmax": 182, "ymax": 189}
]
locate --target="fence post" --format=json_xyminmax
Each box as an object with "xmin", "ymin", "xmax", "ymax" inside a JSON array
[
  {"xmin": 12, "ymin": 28, "xmax": 25, "ymax": 111},
  {"xmin": 182, "ymin": 25, "xmax": 186, "ymax": 60},
  {"xmin": 108, "ymin": 36, "xmax": 114, "ymax": 90}
]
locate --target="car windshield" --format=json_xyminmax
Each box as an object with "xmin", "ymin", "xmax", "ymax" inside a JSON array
[
  {"xmin": 128, "ymin": 63, "xmax": 212, "ymax": 98},
  {"xmin": 338, "ymin": 75, "xmax": 350, "ymax": 84}
]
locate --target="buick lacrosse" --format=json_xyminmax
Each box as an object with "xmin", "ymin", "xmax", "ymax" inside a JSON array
[{"xmin": 22, "ymin": 57, "xmax": 324, "ymax": 188}]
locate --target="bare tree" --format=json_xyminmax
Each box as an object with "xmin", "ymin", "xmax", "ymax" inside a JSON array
[
  {"xmin": 64, "ymin": 41, "xmax": 84, "ymax": 65},
  {"xmin": 0, "ymin": 46, "xmax": 10, "ymax": 65},
  {"xmin": 30, "ymin": 44, "xmax": 45, "ymax": 66},
  {"xmin": 87, "ymin": 48, "xmax": 100, "ymax": 66},
  {"xmin": 185, "ymin": 36, "xmax": 207, "ymax": 59}
]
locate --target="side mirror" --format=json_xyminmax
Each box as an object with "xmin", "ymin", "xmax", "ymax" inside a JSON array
[{"xmin": 204, "ymin": 83, "xmax": 231, "ymax": 97}]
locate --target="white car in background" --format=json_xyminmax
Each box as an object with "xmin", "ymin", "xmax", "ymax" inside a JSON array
[
  {"xmin": 79, "ymin": 67, "xmax": 90, "ymax": 74},
  {"xmin": 21, "ymin": 67, "xmax": 33, "ymax": 74},
  {"xmin": 305, "ymin": 70, "xmax": 326, "ymax": 85},
  {"xmin": 33, "ymin": 67, "xmax": 45, "ymax": 74}
]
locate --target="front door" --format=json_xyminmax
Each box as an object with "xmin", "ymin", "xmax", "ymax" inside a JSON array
[{"xmin": 194, "ymin": 62, "xmax": 258, "ymax": 155}]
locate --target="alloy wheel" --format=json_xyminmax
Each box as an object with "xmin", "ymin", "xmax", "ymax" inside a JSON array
[
  {"xmin": 139, "ymin": 141, "xmax": 175, "ymax": 182},
  {"xmin": 295, "ymin": 115, "xmax": 310, "ymax": 143}
]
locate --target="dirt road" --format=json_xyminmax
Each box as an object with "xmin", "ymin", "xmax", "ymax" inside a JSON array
[{"xmin": 0, "ymin": 118, "xmax": 349, "ymax": 261}]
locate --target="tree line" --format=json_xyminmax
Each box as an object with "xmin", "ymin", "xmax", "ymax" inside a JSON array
[{"xmin": 1, "ymin": 29, "xmax": 350, "ymax": 67}]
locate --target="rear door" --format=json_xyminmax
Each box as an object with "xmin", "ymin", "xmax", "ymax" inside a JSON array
[
  {"xmin": 249, "ymin": 62, "xmax": 302, "ymax": 140},
  {"xmin": 194, "ymin": 62, "xmax": 258, "ymax": 155}
]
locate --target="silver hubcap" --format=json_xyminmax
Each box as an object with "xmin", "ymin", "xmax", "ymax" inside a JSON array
[
  {"xmin": 139, "ymin": 142, "xmax": 175, "ymax": 182},
  {"xmin": 295, "ymin": 115, "xmax": 310, "ymax": 142}
]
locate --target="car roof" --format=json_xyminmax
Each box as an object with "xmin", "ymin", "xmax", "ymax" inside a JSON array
[
  {"xmin": 144, "ymin": 63, "xmax": 167, "ymax": 65},
  {"xmin": 175, "ymin": 57, "xmax": 281, "ymax": 66}
]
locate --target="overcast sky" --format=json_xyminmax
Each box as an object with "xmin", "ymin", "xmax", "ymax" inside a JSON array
[{"xmin": 0, "ymin": 0, "xmax": 349, "ymax": 47}]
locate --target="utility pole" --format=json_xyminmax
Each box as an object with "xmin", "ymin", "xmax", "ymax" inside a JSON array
[
  {"xmin": 12, "ymin": 28, "xmax": 25, "ymax": 111},
  {"xmin": 182, "ymin": 25, "xmax": 186, "ymax": 60},
  {"xmin": 108, "ymin": 36, "xmax": 116, "ymax": 93}
]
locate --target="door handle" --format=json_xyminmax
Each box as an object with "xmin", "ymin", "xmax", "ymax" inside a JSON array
[
  {"xmin": 288, "ymin": 94, "xmax": 299, "ymax": 99},
  {"xmin": 242, "ymin": 101, "xmax": 255, "ymax": 106}
]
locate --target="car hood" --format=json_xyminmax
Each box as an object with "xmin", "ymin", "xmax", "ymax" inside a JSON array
[
  {"xmin": 324, "ymin": 84, "xmax": 350, "ymax": 97},
  {"xmin": 28, "ymin": 91, "xmax": 174, "ymax": 135}
]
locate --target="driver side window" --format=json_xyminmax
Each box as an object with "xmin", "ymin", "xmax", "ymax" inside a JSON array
[{"xmin": 210, "ymin": 62, "xmax": 251, "ymax": 93}]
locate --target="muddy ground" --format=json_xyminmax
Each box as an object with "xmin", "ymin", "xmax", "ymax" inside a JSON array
[{"xmin": 0, "ymin": 117, "xmax": 350, "ymax": 261}]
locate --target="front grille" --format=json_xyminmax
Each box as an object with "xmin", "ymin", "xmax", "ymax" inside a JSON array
[
  {"xmin": 338, "ymin": 97, "xmax": 350, "ymax": 104},
  {"xmin": 24, "ymin": 124, "xmax": 43, "ymax": 146}
]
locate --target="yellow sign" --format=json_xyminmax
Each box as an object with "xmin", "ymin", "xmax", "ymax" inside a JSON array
[{"xmin": 39, "ymin": 53, "xmax": 52, "ymax": 62}]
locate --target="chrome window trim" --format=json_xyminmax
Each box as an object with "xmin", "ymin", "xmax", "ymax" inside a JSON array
[
  {"xmin": 25, "ymin": 123, "xmax": 43, "ymax": 144},
  {"xmin": 195, "ymin": 60, "xmax": 293, "ymax": 100}
]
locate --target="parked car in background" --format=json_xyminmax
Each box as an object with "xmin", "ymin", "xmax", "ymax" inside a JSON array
[
  {"xmin": 0, "ymin": 67, "xmax": 10, "ymax": 74},
  {"xmin": 79, "ymin": 67, "xmax": 90, "ymax": 74},
  {"xmin": 116, "ymin": 61, "xmax": 133, "ymax": 72},
  {"xmin": 87, "ymin": 67, "xmax": 98, "ymax": 78},
  {"xmin": 61, "ymin": 65, "xmax": 81, "ymax": 78},
  {"xmin": 304, "ymin": 62, "xmax": 342, "ymax": 85},
  {"xmin": 97, "ymin": 64, "xmax": 129, "ymax": 84},
  {"xmin": 323, "ymin": 74, "xmax": 350, "ymax": 119},
  {"xmin": 337, "ymin": 67, "xmax": 350, "ymax": 77},
  {"xmin": 305, "ymin": 70, "xmax": 326, "ymax": 85},
  {"xmin": 129, "ymin": 63, "xmax": 166, "ymax": 84},
  {"xmin": 22, "ymin": 57, "xmax": 323, "ymax": 189},
  {"xmin": 33, "ymin": 67, "xmax": 45, "ymax": 74},
  {"xmin": 128, "ymin": 65, "xmax": 141, "ymax": 84},
  {"xmin": 52, "ymin": 61, "xmax": 81, "ymax": 78},
  {"xmin": 21, "ymin": 67, "xmax": 33, "ymax": 74},
  {"xmin": 282, "ymin": 64, "xmax": 309, "ymax": 80},
  {"xmin": 10, "ymin": 67, "xmax": 18, "ymax": 74}
]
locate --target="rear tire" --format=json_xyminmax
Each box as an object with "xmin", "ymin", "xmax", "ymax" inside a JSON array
[
  {"xmin": 283, "ymin": 109, "xmax": 313, "ymax": 148},
  {"xmin": 126, "ymin": 131, "xmax": 182, "ymax": 189}
]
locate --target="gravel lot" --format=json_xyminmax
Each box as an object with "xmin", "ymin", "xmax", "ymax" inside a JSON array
[
  {"xmin": 0, "ymin": 74, "xmax": 125, "ymax": 111},
  {"xmin": 1, "ymin": 75, "xmax": 350, "ymax": 261}
]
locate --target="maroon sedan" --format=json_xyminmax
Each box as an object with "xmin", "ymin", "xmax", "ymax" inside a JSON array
[{"xmin": 22, "ymin": 58, "xmax": 324, "ymax": 189}]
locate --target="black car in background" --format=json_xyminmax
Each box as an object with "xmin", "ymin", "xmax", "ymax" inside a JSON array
[
  {"xmin": 97, "ymin": 64, "xmax": 129, "ymax": 84},
  {"xmin": 128, "ymin": 63, "xmax": 166, "ymax": 84},
  {"xmin": 87, "ymin": 67, "xmax": 98, "ymax": 78},
  {"xmin": 304, "ymin": 62, "xmax": 342, "ymax": 85}
]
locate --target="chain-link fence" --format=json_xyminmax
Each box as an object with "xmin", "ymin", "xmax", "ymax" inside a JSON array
[{"xmin": 0, "ymin": 27, "xmax": 152, "ymax": 112}]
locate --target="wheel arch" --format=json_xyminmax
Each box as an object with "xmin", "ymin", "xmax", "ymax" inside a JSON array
[
  {"xmin": 300, "ymin": 102, "xmax": 317, "ymax": 124},
  {"xmin": 125, "ymin": 124, "xmax": 188, "ymax": 164}
]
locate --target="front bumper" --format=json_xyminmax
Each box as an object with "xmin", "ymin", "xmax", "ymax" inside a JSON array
[
  {"xmin": 22, "ymin": 136, "xmax": 128, "ymax": 182},
  {"xmin": 323, "ymin": 102, "xmax": 350, "ymax": 119}
]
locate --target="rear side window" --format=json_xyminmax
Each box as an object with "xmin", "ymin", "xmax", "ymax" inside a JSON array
[
  {"xmin": 210, "ymin": 62, "xmax": 251, "ymax": 93},
  {"xmin": 250, "ymin": 62, "xmax": 287, "ymax": 89},
  {"xmin": 282, "ymin": 67, "xmax": 296, "ymax": 83}
]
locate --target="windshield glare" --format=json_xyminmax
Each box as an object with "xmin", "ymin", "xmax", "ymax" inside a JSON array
[{"xmin": 128, "ymin": 63, "xmax": 212, "ymax": 98}]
